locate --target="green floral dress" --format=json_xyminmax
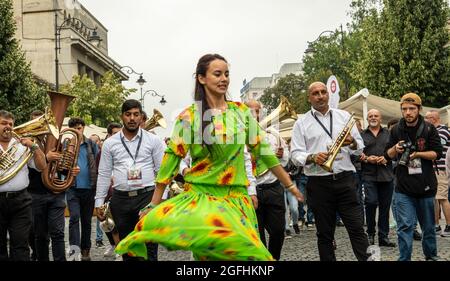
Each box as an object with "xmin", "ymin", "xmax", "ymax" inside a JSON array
[{"xmin": 115, "ymin": 101, "xmax": 280, "ymax": 261}]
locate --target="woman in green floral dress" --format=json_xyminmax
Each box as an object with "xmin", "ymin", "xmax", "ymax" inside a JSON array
[{"xmin": 115, "ymin": 54, "xmax": 303, "ymax": 261}]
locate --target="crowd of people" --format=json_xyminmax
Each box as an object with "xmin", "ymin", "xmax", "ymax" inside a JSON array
[{"xmin": 0, "ymin": 53, "xmax": 448, "ymax": 261}]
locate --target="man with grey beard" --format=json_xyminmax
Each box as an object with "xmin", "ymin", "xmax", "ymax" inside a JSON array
[{"xmin": 360, "ymin": 109, "xmax": 396, "ymax": 248}]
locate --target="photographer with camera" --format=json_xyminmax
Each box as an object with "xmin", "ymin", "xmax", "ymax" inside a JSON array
[{"xmin": 386, "ymin": 93, "xmax": 443, "ymax": 261}]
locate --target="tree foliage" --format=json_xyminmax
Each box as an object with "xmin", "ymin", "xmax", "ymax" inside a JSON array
[
  {"xmin": 63, "ymin": 71, "xmax": 135, "ymax": 127},
  {"xmin": 302, "ymin": 0, "xmax": 450, "ymax": 107},
  {"xmin": 259, "ymin": 74, "xmax": 309, "ymax": 115},
  {"xmin": 0, "ymin": 0, "xmax": 48, "ymax": 124}
]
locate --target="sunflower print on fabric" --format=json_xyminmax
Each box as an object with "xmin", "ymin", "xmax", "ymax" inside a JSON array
[{"xmin": 116, "ymin": 101, "xmax": 280, "ymax": 261}]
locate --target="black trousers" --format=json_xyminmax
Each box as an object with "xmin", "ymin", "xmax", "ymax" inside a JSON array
[
  {"xmin": 364, "ymin": 180, "xmax": 394, "ymax": 239},
  {"xmin": 256, "ymin": 181, "xmax": 286, "ymax": 260},
  {"xmin": 110, "ymin": 189, "xmax": 158, "ymax": 261},
  {"xmin": 307, "ymin": 172, "xmax": 369, "ymax": 261},
  {"xmin": 31, "ymin": 192, "xmax": 66, "ymax": 261},
  {"xmin": 0, "ymin": 189, "xmax": 32, "ymax": 261}
]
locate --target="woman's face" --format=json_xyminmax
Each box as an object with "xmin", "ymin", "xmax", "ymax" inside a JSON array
[{"xmin": 199, "ymin": 59, "xmax": 229, "ymax": 98}]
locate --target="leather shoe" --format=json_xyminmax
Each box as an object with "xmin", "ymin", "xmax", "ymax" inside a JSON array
[
  {"xmin": 379, "ymin": 237, "xmax": 396, "ymax": 247},
  {"xmin": 368, "ymin": 235, "xmax": 375, "ymax": 245}
]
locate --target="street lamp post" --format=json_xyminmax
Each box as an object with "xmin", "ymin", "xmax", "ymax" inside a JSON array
[
  {"xmin": 119, "ymin": 66, "xmax": 167, "ymax": 109},
  {"xmin": 54, "ymin": 13, "xmax": 102, "ymax": 91},
  {"xmin": 142, "ymin": 89, "xmax": 167, "ymax": 109},
  {"xmin": 304, "ymin": 24, "xmax": 348, "ymax": 99}
]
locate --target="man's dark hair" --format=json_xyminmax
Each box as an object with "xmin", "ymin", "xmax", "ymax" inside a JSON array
[
  {"xmin": 107, "ymin": 122, "xmax": 123, "ymax": 135},
  {"xmin": 68, "ymin": 117, "xmax": 85, "ymax": 128},
  {"xmin": 0, "ymin": 110, "xmax": 14, "ymax": 121},
  {"xmin": 121, "ymin": 99, "xmax": 142, "ymax": 114},
  {"xmin": 142, "ymin": 111, "xmax": 148, "ymax": 122},
  {"xmin": 387, "ymin": 118, "xmax": 400, "ymax": 129},
  {"xmin": 30, "ymin": 110, "xmax": 44, "ymax": 119}
]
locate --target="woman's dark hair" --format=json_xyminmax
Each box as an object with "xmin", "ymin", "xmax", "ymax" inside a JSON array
[
  {"xmin": 194, "ymin": 54, "xmax": 228, "ymax": 150},
  {"xmin": 121, "ymin": 99, "xmax": 142, "ymax": 114}
]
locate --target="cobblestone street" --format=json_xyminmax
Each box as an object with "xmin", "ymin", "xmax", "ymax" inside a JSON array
[{"xmin": 65, "ymin": 218, "xmax": 450, "ymax": 261}]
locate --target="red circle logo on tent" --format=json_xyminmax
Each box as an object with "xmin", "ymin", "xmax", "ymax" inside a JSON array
[{"xmin": 331, "ymin": 81, "xmax": 337, "ymax": 94}]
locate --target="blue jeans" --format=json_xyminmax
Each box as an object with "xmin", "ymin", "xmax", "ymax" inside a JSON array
[
  {"xmin": 285, "ymin": 189, "xmax": 299, "ymax": 230},
  {"xmin": 296, "ymin": 174, "xmax": 314, "ymax": 223},
  {"xmin": 394, "ymin": 192, "xmax": 436, "ymax": 261},
  {"xmin": 96, "ymin": 219, "xmax": 103, "ymax": 242}
]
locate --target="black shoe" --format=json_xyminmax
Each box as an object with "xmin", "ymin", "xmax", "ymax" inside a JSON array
[
  {"xmin": 95, "ymin": 241, "xmax": 105, "ymax": 248},
  {"xmin": 285, "ymin": 229, "xmax": 292, "ymax": 239},
  {"xmin": 413, "ymin": 230, "xmax": 422, "ymax": 241},
  {"xmin": 368, "ymin": 235, "xmax": 375, "ymax": 245},
  {"xmin": 293, "ymin": 224, "xmax": 300, "ymax": 234},
  {"xmin": 379, "ymin": 237, "xmax": 396, "ymax": 247}
]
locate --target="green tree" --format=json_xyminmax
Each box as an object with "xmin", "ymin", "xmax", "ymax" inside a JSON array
[
  {"xmin": 259, "ymin": 74, "xmax": 309, "ymax": 114},
  {"xmin": 63, "ymin": 71, "xmax": 135, "ymax": 127},
  {"xmin": 354, "ymin": 0, "xmax": 450, "ymax": 106},
  {"xmin": 0, "ymin": 0, "xmax": 48, "ymax": 124}
]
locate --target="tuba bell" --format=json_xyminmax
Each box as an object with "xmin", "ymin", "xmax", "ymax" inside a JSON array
[
  {"xmin": 259, "ymin": 95, "xmax": 298, "ymax": 129},
  {"xmin": 0, "ymin": 108, "xmax": 59, "ymax": 185},
  {"xmin": 41, "ymin": 91, "xmax": 82, "ymax": 194},
  {"xmin": 144, "ymin": 109, "xmax": 167, "ymax": 131}
]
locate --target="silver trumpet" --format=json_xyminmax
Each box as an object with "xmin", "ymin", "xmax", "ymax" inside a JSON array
[{"xmin": 99, "ymin": 202, "xmax": 115, "ymax": 233}]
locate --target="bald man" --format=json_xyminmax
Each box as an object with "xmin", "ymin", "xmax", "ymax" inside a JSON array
[
  {"xmin": 290, "ymin": 81, "xmax": 369, "ymax": 261},
  {"xmin": 360, "ymin": 109, "xmax": 396, "ymax": 247},
  {"xmin": 425, "ymin": 110, "xmax": 450, "ymax": 236}
]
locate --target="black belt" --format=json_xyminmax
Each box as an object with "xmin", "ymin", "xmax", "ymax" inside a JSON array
[
  {"xmin": 257, "ymin": 180, "xmax": 280, "ymax": 189},
  {"xmin": 113, "ymin": 186, "xmax": 154, "ymax": 197},
  {"xmin": 311, "ymin": 171, "xmax": 354, "ymax": 181},
  {"xmin": 0, "ymin": 189, "xmax": 27, "ymax": 199}
]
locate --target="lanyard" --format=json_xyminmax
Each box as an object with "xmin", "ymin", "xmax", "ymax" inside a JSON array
[
  {"xmin": 312, "ymin": 111, "xmax": 333, "ymax": 139},
  {"xmin": 120, "ymin": 131, "xmax": 143, "ymax": 164}
]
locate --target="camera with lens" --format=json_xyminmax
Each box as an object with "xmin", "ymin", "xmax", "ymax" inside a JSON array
[{"xmin": 398, "ymin": 141, "xmax": 416, "ymax": 166}]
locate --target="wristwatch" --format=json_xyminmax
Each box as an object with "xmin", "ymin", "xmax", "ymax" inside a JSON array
[{"xmin": 30, "ymin": 143, "xmax": 39, "ymax": 152}]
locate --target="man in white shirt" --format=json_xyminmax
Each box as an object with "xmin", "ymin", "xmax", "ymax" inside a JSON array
[
  {"xmin": 95, "ymin": 100, "xmax": 165, "ymax": 261},
  {"xmin": 0, "ymin": 110, "xmax": 47, "ymax": 261},
  {"xmin": 246, "ymin": 99, "xmax": 289, "ymax": 261},
  {"xmin": 290, "ymin": 82, "xmax": 369, "ymax": 261}
]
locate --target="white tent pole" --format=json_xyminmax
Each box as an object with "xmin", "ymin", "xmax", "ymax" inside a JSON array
[
  {"xmin": 447, "ymin": 107, "xmax": 450, "ymax": 126},
  {"xmin": 361, "ymin": 89, "xmax": 369, "ymax": 129}
]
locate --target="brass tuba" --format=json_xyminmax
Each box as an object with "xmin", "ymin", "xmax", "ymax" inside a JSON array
[
  {"xmin": 259, "ymin": 96, "xmax": 298, "ymax": 129},
  {"xmin": 0, "ymin": 108, "xmax": 59, "ymax": 185},
  {"xmin": 41, "ymin": 91, "xmax": 82, "ymax": 194},
  {"xmin": 321, "ymin": 113, "xmax": 356, "ymax": 173},
  {"xmin": 144, "ymin": 109, "xmax": 167, "ymax": 131}
]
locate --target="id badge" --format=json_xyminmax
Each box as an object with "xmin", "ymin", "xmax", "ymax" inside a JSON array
[
  {"xmin": 407, "ymin": 158, "xmax": 422, "ymax": 175},
  {"xmin": 127, "ymin": 164, "xmax": 143, "ymax": 187}
]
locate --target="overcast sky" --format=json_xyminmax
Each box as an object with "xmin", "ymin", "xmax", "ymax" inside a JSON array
[{"xmin": 78, "ymin": 0, "xmax": 354, "ymax": 137}]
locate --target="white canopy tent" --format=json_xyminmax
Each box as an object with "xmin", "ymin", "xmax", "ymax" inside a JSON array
[
  {"xmin": 339, "ymin": 89, "xmax": 449, "ymax": 128},
  {"xmin": 275, "ymin": 90, "xmax": 449, "ymax": 141}
]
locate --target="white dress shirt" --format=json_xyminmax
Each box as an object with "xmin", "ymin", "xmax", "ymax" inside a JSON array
[
  {"xmin": 0, "ymin": 138, "xmax": 37, "ymax": 192},
  {"xmin": 95, "ymin": 129, "xmax": 166, "ymax": 207},
  {"xmin": 256, "ymin": 127, "xmax": 289, "ymax": 185},
  {"xmin": 290, "ymin": 107, "xmax": 364, "ymax": 176}
]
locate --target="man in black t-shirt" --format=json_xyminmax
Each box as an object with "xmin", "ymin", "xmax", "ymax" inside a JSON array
[{"xmin": 385, "ymin": 93, "xmax": 443, "ymax": 261}]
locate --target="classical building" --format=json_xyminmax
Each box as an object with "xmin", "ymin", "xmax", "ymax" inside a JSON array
[
  {"xmin": 13, "ymin": 0, "xmax": 127, "ymax": 89},
  {"xmin": 240, "ymin": 62, "xmax": 303, "ymax": 102}
]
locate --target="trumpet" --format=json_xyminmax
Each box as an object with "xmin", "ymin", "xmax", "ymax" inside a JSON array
[
  {"xmin": 321, "ymin": 113, "xmax": 356, "ymax": 172},
  {"xmin": 99, "ymin": 202, "xmax": 115, "ymax": 233}
]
